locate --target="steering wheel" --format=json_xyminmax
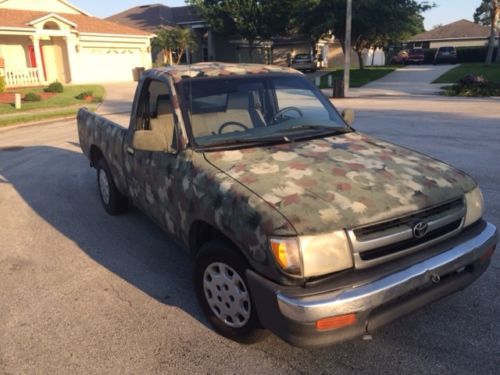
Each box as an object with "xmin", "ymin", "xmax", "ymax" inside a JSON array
[
  {"xmin": 272, "ymin": 106, "xmax": 303, "ymax": 123},
  {"xmin": 218, "ymin": 121, "xmax": 248, "ymax": 134}
]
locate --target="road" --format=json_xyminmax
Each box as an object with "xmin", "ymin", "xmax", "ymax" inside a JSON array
[{"xmin": 1, "ymin": 93, "xmax": 499, "ymax": 374}]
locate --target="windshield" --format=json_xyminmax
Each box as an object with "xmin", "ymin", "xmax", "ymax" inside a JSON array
[{"xmin": 180, "ymin": 75, "xmax": 348, "ymax": 149}]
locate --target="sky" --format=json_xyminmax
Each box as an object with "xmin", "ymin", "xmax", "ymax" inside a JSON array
[{"xmin": 72, "ymin": 0, "xmax": 481, "ymax": 31}]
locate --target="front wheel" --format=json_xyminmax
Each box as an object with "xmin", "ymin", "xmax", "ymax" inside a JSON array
[{"xmin": 193, "ymin": 240, "xmax": 268, "ymax": 344}]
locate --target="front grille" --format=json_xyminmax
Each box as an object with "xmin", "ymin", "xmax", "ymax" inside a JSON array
[
  {"xmin": 347, "ymin": 198, "xmax": 465, "ymax": 269},
  {"xmin": 359, "ymin": 219, "xmax": 462, "ymax": 261},
  {"xmin": 354, "ymin": 198, "xmax": 463, "ymax": 240}
]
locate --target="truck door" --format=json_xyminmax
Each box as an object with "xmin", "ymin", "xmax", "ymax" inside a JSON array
[{"xmin": 125, "ymin": 78, "xmax": 182, "ymax": 238}]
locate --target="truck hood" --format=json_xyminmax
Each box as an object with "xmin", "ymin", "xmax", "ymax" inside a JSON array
[{"xmin": 204, "ymin": 132, "xmax": 476, "ymax": 235}]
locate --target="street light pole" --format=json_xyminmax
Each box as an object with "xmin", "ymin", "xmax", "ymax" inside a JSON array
[{"xmin": 343, "ymin": 0, "xmax": 352, "ymax": 97}]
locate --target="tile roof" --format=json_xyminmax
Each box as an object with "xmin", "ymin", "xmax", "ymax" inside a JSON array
[
  {"xmin": 0, "ymin": 8, "xmax": 151, "ymax": 36},
  {"xmin": 106, "ymin": 4, "xmax": 203, "ymax": 32},
  {"xmin": 411, "ymin": 19, "xmax": 490, "ymax": 41}
]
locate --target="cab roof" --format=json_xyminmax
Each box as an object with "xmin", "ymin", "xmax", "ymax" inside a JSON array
[{"xmin": 146, "ymin": 62, "xmax": 302, "ymax": 83}]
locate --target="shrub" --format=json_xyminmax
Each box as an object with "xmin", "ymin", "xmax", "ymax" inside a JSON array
[
  {"xmin": 76, "ymin": 91, "xmax": 94, "ymax": 100},
  {"xmin": 24, "ymin": 92, "xmax": 42, "ymax": 102},
  {"xmin": 45, "ymin": 81, "xmax": 64, "ymax": 93},
  {"xmin": 0, "ymin": 75, "xmax": 5, "ymax": 93},
  {"xmin": 442, "ymin": 74, "xmax": 500, "ymax": 97}
]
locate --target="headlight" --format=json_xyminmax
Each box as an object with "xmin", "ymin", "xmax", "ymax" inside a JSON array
[
  {"xmin": 270, "ymin": 231, "xmax": 353, "ymax": 278},
  {"xmin": 464, "ymin": 187, "xmax": 484, "ymax": 227}
]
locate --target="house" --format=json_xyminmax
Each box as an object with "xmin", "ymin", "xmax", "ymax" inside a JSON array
[
  {"xmin": 408, "ymin": 19, "xmax": 493, "ymax": 49},
  {"xmin": 107, "ymin": 4, "xmax": 215, "ymax": 64},
  {"xmin": 0, "ymin": 0, "xmax": 154, "ymax": 88},
  {"xmin": 107, "ymin": 3, "xmax": 339, "ymax": 68}
]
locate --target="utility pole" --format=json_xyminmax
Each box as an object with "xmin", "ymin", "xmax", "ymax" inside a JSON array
[{"xmin": 343, "ymin": 0, "xmax": 352, "ymax": 97}]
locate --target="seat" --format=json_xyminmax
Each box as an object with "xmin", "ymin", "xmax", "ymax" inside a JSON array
[
  {"xmin": 150, "ymin": 94, "xmax": 175, "ymax": 150},
  {"xmin": 191, "ymin": 92, "xmax": 254, "ymax": 137}
]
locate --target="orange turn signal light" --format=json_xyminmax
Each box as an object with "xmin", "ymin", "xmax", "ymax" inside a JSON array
[
  {"xmin": 480, "ymin": 245, "xmax": 496, "ymax": 262},
  {"xmin": 316, "ymin": 313, "xmax": 357, "ymax": 331}
]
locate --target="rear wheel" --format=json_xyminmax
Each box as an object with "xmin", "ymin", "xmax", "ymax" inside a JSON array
[
  {"xmin": 194, "ymin": 240, "xmax": 268, "ymax": 344},
  {"xmin": 96, "ymin": 159, "xmax": 128, "ymax": 215}
]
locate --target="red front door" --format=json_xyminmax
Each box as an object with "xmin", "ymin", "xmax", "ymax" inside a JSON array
[{"xmin": 27, "ymin": 45, "xmax": 47, "ymax": 80}]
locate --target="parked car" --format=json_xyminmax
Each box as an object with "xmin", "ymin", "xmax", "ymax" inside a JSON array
[
  {"xmin": 434, "ymin": 46, "xmax": 458, "ymax": 64},
  {"xmin": 391, "ymin": 49, "xmax": 425, "ymax": 65},
  {"xmin": 77, "ymin": 63, "xmax": 497, "ymax": 348},
  {"xmin": 406, "ymin": 48, "xmax": 425, "ymax": 64},
  {"xmin": 291, "ymin": 53, "xmax": 317, "ymax": 72}
]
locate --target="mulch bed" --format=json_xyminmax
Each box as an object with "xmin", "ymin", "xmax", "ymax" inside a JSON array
[{"xmin": 0, "ymin": 91, "xmax": 57, "ymax": 104}]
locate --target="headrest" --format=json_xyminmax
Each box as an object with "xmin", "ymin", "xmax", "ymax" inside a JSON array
[
  {"xmin": 227, "ymin": 92, "xmax": 248, "ymax": 110},
  {"xmin": 156, "ymin": 94, "xmax": 172, "ymax": 116}
]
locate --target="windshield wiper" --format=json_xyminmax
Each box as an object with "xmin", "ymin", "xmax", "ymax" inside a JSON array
[
  {"xmin": 200, "ymin": 135, "xmax": 290, "ymax": 149},
  {"xmin": 279, "ymin": 124, "xmax": 348, "ymax": 133}
]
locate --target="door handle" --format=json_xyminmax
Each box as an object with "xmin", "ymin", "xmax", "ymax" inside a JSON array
[{"xmin": 127, "ymin": 147, "xmax": 135, "ymax": 156}]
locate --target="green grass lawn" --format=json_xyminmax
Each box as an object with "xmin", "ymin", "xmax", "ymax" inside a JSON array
[
  {"xmin": 318, "ymin": 66, "xmax": 397, "ymax": 88},
  {"xmin": 0, "ymin": 84, "xmax": 105, "ymax": 114},
  {"xmin": 433, "ymin": 63, "xmax": 500, "ymax": 84}
]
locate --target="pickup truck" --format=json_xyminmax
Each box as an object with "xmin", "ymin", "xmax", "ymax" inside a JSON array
[{"xmin": 77, "ymin": 62, "xmax": 497, "ymax": 348}]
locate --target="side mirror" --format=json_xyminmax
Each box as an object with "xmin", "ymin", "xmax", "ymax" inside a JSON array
[
  {"xmin": 133, "ymin": 130, "xmax": 169, "ymax": 152},
  {"xmin": 342, "ymin": 108, "xmax": 355, "ymax": 126}
]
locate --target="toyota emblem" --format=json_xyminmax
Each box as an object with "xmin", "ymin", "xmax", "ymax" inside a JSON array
[{"xmin": 412, "ymin": 221, "xmax": 429, "ymax": 239}]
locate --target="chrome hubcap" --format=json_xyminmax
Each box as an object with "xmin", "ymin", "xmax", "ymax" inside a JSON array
[
  {"xmin": 203, "ymin": 262, "xmax": 251, "ymax": 328},
  {"xmin": 98, "ymin": 169, "xmax": 110, "ymax": 205}
]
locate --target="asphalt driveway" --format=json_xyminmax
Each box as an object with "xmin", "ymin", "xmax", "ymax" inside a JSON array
[{"xmin": 0, "ymin": 91, "xmax": 499, "ymax": 374}]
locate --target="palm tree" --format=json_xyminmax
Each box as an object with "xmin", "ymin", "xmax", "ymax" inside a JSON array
[
  {"xmin": 152, "ymin": 28, "xmax": 177, "ymax": 65},
  {"xmin": 152, "ymin": 27, "xmax": 198, "ymax": 65},
  {"xmin": 174, "ymin": 27, "xmax": 198, "ymax": 64}
]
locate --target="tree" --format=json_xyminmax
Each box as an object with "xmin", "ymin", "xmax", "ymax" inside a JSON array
[
  {"xmin": 474, "ymin": 0, "xmax": 500, "ymax": 63},
  {"xmin": 175, "ymin": 27, "xmax": 199, "ymax": 64},
  {"xmin": 152, "ymin": 28, "xmax": 177, "ymax": 65},
  {"xmin": 187, "ymin": 0, "xmax": 299, "ymax": 62},
  {"xmin": 290, "ymin": 0, "xmax": 331, "ymax": 54},
  {"xmin": 292, "ymin": 0, "xmax": 432, "ymax": 69},
  {"xmin": 152, "ymin": 27, "xmax": 198, "ymax": 65}
]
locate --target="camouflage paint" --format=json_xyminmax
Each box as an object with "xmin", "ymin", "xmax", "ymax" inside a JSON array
[
  {"xmin": 205, "ymin": 132, "xmax": 476, "ymax": 235},
  {"xmin": 149, "ymin": 62, "xmax": 302, "ymax": 83}
]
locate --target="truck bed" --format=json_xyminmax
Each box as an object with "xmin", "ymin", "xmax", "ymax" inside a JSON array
[{"xmin": 77, "ymin": 108, "xmax": 128, "ymax": 194}]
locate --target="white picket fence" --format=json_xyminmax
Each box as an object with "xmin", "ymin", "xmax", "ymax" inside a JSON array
[{"xmin": 1, "ymin": 68, "xmax": 41, "ymax": 87}]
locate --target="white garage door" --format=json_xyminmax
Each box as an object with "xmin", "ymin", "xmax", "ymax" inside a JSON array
[{"xmin": 79, "ymin": 48, "xmax": 145, "ymax": 83}]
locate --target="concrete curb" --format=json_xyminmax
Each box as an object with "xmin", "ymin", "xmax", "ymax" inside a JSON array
[{"xmin": 0, "ymin": 115, "xmax": 77, "ymax": 133}]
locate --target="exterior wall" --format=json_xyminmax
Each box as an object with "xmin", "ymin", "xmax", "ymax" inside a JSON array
[
  {"xmin": 0, "ymin": 0, "xmax": 82, "ymax": 14},
  {"xmin": 0, "ymin": 35, "xmax": 31, "ymax": 69},
  {"xmin": 429, "ymin": 39, "xmax": 489, "ymax": 48}
]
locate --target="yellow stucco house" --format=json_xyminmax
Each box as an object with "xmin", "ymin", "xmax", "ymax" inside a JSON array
[{"xmin": 0, "ymin": 0, "xmax": 153, "ymax": 88}]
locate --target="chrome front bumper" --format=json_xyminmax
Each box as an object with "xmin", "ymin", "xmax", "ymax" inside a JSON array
[{"xmin": 277, "ymin": 222, "xmax": 498, "ymax": 323}]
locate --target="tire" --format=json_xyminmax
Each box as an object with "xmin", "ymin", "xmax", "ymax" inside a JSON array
[
  {"xmin": 96, "ymin": 158, "xmax": 128, "ymax": 215},
  {"xmin": 194, "ymin": 240, "xmax": 268, "ymax": 344}
]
